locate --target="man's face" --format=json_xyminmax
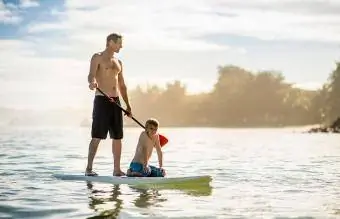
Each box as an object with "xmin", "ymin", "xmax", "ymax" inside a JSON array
[{"xmin": 108, "ymin": 38, "xmax": 123, "ymax": 53}]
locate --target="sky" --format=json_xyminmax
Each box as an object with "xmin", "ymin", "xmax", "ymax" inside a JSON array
[{"xmin": 0, "ymin": 0, "xmax": 340, "ymax": 110}]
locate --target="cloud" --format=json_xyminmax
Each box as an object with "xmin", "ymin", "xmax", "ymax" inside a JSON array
[
  {"xmin": 0, "ymin": 39, "xmax": 91, "ymax": 109},
  {"xmin": 20, "ymin": 0, "xmax": 39, "ymax": 8},
  {"xmin": 1, "ymin": 0, "xmax": 339, "ymax": 109},
  {"xmin": 25, "ymin": 0, "xmax": 238, "ymax": 51},
  {"xmin": 0, "ymin": 1, "xmax": 22, "ymax": 24},
  {"xmin": 205, "ymin": 0, "xmax": 340, "ymax": 43},
  {"xmin": 292, "ymin": 82, "xmax": 324, "ymax": 91},
  {"xmin": 211, "ymin": 0, "xmax": 340, "ymax": 16},
  {"xmin": 0, "ymin": 37, "xmax": 235, "ymax": 109},
  {"xmin": 24, "ymin": 0, "xmax": 340, "ymax": 50},
  {"xmin": 0, "ymin": 39, "xmax": 87, "ymax": 82},
  {"xmin": 0, "ymin": 0, "xmax": 40, "ymax": 25}
]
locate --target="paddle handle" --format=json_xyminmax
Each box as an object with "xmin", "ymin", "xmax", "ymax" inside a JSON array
[
  {"xmin": 96, "ymin": 88, "xmax": 146, "ymax": 129},
  {"xmin": 95, "ymin": 87, "xmax": 169, "ymax": 147}
]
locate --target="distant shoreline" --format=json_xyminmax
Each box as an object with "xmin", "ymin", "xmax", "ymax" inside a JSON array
[{"xmin": 2, "ymin": 123, "xmax": 320, "ymax": 128}]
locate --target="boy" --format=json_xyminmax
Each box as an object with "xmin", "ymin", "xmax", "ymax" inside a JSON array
[{"xmin": 126, "ymin": 118, "xmax": 166, "ymax": 177}]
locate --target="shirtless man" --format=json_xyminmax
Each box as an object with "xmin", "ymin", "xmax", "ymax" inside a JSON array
[
  {"xmin": 127, "ymin": 118, "xmax": 166, "ymax": 177},
  {"xmin": 85, "ymin": 33, "xmax": 131, "ymax": 176}
]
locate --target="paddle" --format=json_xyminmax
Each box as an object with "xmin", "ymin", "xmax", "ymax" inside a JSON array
[{"xmin": 96, "ymin": 88, "xmax": 169, "ymax": 147}]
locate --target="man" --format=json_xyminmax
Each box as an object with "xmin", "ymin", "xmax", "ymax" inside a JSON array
[
  {"xmin": 85, "ymin": 33, "xmax": 132, "ymax": 176},
  {"xmin": 126, "ymin": 118, "xmax": 166, "ymax": 177}
]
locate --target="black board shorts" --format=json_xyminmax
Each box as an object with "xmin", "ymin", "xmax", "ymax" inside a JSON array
[{"xmin": 91, "ymin": 95, "xmax": 123, "ymax": 140}]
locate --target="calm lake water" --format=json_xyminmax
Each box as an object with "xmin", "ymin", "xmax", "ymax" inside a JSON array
[{"xmin": 0, "ymin": 126, "xmax": 339, "ymax": 219}]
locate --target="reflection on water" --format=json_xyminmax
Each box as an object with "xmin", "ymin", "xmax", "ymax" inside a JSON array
[
  {"xmin": 84, "ymin": 178, "xmax": 213, "ymax": 219},
  {"xmin": 1, "ymin": 127, "xmax": 339, "ymax": 218},
  {"xmin": 130, "ymin": 187, "xmax": 167, "ymax": 208},
  {"xmin": 86, "ymin": 183, "xmax": 123, "ymax": 219},
  {"xmin": 85, "ymin": 182, "xmax": 170, "ymax": 219},
  {"xmin": 128, "ymin": 176, "xmax": 213, "ymax": 197}
]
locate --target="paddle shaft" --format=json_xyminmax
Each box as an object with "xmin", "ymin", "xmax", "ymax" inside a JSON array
[
  {"xmin": 96, "ymin": 88, "xmax": 146, "ymax": 129},
  {"xmin": 95, "ymin": 87, "xmax": 169, "ymax": 147}
]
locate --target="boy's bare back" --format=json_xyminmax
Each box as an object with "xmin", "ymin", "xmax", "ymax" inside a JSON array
[{"xmin": 131, "ymin": 131, "xmax": 158, "ymax": 165}]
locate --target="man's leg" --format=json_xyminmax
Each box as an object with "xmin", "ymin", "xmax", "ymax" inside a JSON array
[
  {"xmin": 112, "ymin": 139, "xmax": 125, "ymax": 176},
  {"xmin": 86, "ymin": 95, "xmax": 108, "ymax": 176},
  {"xmin": 85, "ymin": 138, "xmax": 101, "ymax": 175},
  {"xmin": 110, "ymin": 97, "xmax": 125, "ymax": 176}
]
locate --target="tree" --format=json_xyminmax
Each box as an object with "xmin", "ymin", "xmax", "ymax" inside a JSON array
[{"xmin": 325, "ymin": 62, "xmax": 340, "ymax": 124}]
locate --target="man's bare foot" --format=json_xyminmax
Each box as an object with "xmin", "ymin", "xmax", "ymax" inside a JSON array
[
  {"xmin": 113, "ymin": 170, "xmax": 126, "ymax": 176},
  {"xmin": 85, "ymin": 168, "xmax": 98, "ymax": 176}
]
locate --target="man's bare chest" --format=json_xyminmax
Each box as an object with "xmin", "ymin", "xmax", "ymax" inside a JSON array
[{"xmin": 98, "ymin": 57, "xmax": 121, "ymax": 75}]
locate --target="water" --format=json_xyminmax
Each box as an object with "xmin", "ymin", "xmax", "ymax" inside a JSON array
[{"xmin": 0, "ymin": 126, "xmax": 339, "ymax": 219}]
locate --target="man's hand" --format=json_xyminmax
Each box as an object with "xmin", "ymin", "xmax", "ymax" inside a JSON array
[
  {"xmin": 89, "ymin": 82, "xmax": 98, "ymax": 90},
  {"xmin": 125, "ymin": 105, "xmax": 132, "ymax": 117}
]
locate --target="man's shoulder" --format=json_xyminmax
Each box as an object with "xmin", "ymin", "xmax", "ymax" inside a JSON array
[{"xmin": 91, "ymin": 52, "xmax": 103, "ymax": 59}]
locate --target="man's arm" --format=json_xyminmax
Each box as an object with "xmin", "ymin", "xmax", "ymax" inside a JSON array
[
  {"xmin": 117, "ymin": 59, "xmax": 131, "ymax": 108},
  {"xmin": 155, "ymin": 135, "xmax": 163, "ymax": 168},
  {"xmin": 88, "ymin": 53, "xmax": 99, "ymax": 85}
]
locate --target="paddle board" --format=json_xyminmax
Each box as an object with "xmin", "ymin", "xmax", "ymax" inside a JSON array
[{"xmin": 52, "ymin": 173, "xmax": 211, "ymax": 185}]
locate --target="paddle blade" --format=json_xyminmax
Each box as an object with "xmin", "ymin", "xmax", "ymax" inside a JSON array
[{"xmin": 159, "ymin": 134, "xmax": 168, "ymax": 147}]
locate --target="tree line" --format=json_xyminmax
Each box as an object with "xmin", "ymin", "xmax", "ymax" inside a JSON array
[{"xmin": 125, "ymin": 62, "xmax": 340, "ymax": 127}]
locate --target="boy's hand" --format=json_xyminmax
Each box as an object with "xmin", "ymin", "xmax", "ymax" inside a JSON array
[
  {"xmin": 160, "ymin": 168, "xmax": 166, "ymax": 176},
  {"xmin": 143, "ymin": 166, "xmax": 151, "ymax": 175}
]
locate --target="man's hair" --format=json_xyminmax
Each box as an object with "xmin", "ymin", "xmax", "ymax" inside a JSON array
[
  {"xmin": 145, "ymin": 118, "xmax": 159, "ymax": 128},
  {"xmin": 106, "ymin": 33, "xmax": 122, "ymax": 43}
]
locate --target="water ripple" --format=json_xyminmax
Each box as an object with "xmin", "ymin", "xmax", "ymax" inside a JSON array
[{"xmin": 0, "ymin": 127, "xmax": 339, "ymax": 219}]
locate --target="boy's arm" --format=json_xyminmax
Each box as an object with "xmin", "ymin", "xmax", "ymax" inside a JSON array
[{"xmin": 155, "ymin": 135, "xmax": 163, "ymax": 168}]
